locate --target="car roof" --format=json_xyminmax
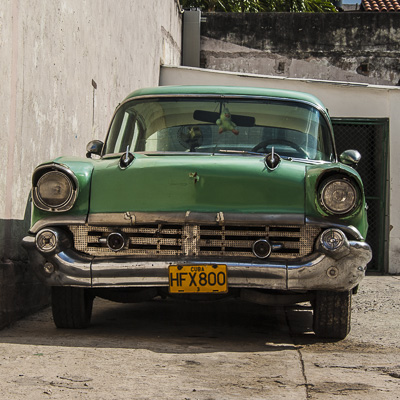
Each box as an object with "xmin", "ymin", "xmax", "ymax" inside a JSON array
[{"xmin": 123, "ymin": 85, "xmax": 326, "ymax": 110}]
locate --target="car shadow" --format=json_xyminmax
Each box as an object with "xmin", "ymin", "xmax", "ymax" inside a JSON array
[{"xmin": 0, "ymin": 297, "xmax": 324, "ymax": 354}]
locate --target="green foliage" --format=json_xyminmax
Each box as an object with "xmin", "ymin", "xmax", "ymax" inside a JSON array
[{"xmin": 180, "ymin": 0, "xmax": 337, "ymax": 12}]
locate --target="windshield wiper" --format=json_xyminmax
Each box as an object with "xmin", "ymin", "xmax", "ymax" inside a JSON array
[
  {"xmin": 215, "ymin": 149, "xmax": 322, "ymax": 163},
  {"xmin": 216, "ymin": 149, "xmax": 261, "ymax": 156}
]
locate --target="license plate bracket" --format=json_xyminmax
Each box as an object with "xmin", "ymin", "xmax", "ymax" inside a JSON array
[{"xmin": 168, "ymin": 264, "xmax": 228, "ymax": 294}]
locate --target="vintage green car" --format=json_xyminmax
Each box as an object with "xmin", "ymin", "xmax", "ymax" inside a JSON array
[{"xmin": 23, "ymin": 85, "xmax": 372, "ymax": 339}]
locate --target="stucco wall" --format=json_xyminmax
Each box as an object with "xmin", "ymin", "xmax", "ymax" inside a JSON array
[
  {"xmin": 0, "ymin": 0, "xmax": 182, "ymax": 326},
  {"xmin": 200, "ymin": 12, "xmax": 400, "ymax": 86},
  {"xmin": 160, "ymin": 65, "xmax": 400, "ymax": 274}
]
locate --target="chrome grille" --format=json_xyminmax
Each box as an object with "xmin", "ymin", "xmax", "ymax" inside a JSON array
[
  {"xmin": 69, "ymin": 224, "xmax": 320, "ymax": 259},
  {"xmin": 70, "ymin": 224, "xmax": 183, "ymax": 256}
]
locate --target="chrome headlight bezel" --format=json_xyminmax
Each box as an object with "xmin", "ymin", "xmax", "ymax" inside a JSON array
[
  {"xmin": 32, "ymin": 164, "xmax": 78, "ymax": 212},
  {"xmin": 319, "ymin": 176, "xmax": 359, "ymax": 216}
]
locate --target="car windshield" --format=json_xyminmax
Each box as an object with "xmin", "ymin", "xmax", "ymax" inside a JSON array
[{"xmin": 104, "ymin": 97, "xmax": 335, "ymax": 161}]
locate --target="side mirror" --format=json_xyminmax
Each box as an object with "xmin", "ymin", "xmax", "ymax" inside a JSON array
[
  {"xmin": 340, "ymin": 149, "xmax": 361, "ymax": 167},
  {"xmin": 86, "ymin": 140, "xmax": 103, "ymax": 158}
]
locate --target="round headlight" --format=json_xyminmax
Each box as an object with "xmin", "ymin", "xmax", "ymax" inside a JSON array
[
  {"xmin": 320, "ymin": 178, "xmax": 357, "ymax": 215},
  {"xmin": 34, "ymin": 170, "xmax": 77, "ymax": 211},
  {"xmin": 37, "ymin": 172, "xmax": 72, "ymax": 207}
]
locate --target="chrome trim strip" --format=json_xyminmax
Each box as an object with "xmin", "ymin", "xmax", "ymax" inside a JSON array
[
  {"xmin": 30, "ymin": 215, "xmax": 87, "ymax": 234},
  {"xmin": 90, "ymin": 259, "xmax": 287, "ymax": 289},
  {"xmin": 52, "ymin": 250, "xmax": 92, "ymax": 285},
  {"xmin": 88, "ymin": 212, "xmax": 305, "ymax": 226},
  {"xmin": 305, "ymin": 217, "xmax": 364, "ymax": 240}
]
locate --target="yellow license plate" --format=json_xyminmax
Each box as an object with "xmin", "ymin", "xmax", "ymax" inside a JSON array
[{"xmin": 168, "ymin": 264, "xmax": 228, "ymax": 294}]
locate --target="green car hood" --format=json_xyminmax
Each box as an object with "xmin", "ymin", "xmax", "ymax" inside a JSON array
[{"xmin": 89, "ymin": 154, "xmax": 306, "ymax": 215}]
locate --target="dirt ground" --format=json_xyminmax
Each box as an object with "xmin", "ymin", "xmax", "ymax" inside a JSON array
[{"xmin": 0, "ymin": 275, "xmax": 399, "ymax": 400}]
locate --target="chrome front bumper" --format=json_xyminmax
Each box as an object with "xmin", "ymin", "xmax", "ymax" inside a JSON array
[{"xmin": 22, "ymin": 232, "xmax": 372, "ymax": 292}]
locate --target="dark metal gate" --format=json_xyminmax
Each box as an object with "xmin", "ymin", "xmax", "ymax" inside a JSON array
[{"xmin": 332, "ymin": 118, "xmax": 389, "ymax": 272}]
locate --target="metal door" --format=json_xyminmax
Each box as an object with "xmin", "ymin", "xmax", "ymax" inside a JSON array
[{"xmin": 332, "ymin": 118, "xmax": 389, "ymax": 272}]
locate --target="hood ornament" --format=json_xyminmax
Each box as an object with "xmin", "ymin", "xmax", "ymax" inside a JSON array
[
  {"xmin": 264, "ymin": 147, "xmax": 281, "ymax": 170},
  {"xmin": 119, "ymin": 146, "xmax": 135, "ymax": 169}
]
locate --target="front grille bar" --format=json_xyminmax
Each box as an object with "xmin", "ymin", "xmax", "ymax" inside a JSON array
[{"xmin": 69, "ymin": 224, "xmax": 320, "ymax": 260}]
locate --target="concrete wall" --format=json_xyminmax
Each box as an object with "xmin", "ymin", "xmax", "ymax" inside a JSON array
[
  {"xmin": 200, "ymin": 12, "xmax": 400, "ymax": 86},
  {"xmin": 0, "ymin": 0, "xmax": 182, "ymax": 327},
  {"xmin": 160, "ymin": 65, "xmax": 400, "ymax": 274}
]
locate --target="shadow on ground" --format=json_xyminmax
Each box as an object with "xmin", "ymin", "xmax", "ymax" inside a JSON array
[{"xmin": 0, "ymin": 298, "xmax": 324, "ymax": 353}]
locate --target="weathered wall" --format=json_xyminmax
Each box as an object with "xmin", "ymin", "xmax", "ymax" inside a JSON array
[
  {"xmin": 160, "ymin": 65, "xmax": 400, "ymax": 274},
  {"xmin": 0, "ymin": 0, "xmax": 182, "ymax": 327},
  {"xmin": 200, "ymin": 12, "xmax": 400, "ymax": 86}
]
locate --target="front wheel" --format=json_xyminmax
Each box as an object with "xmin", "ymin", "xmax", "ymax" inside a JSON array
[
  {"xmin": 51, "ymin": 287, "xmax": 94, "ymax": 329},
  {"xmin": 313, "ymin": 290, "xmax": 352, "ymax": 340}
]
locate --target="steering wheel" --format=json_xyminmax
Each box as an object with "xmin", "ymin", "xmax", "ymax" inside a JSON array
[{"xmin": 251, "ymin": 139, "xmax": 308, "ymax": 158}]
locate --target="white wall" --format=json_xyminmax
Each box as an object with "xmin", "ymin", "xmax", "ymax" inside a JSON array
[
  {"xmin": 0, "ymin": 0, "xmax": 182, "ymax": 260},
  {"xmin": 161, "ymin": 66, "xmax": 400, "ymax": 274}
]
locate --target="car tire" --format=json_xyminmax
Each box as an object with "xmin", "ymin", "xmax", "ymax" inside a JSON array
[
  {"xmin": 313, "ymin": 290, "xmax": 351, "ymax": 340},
  {"xmin": 51, "ymin": 287, "xmax": 94, "ymax": 329}
]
